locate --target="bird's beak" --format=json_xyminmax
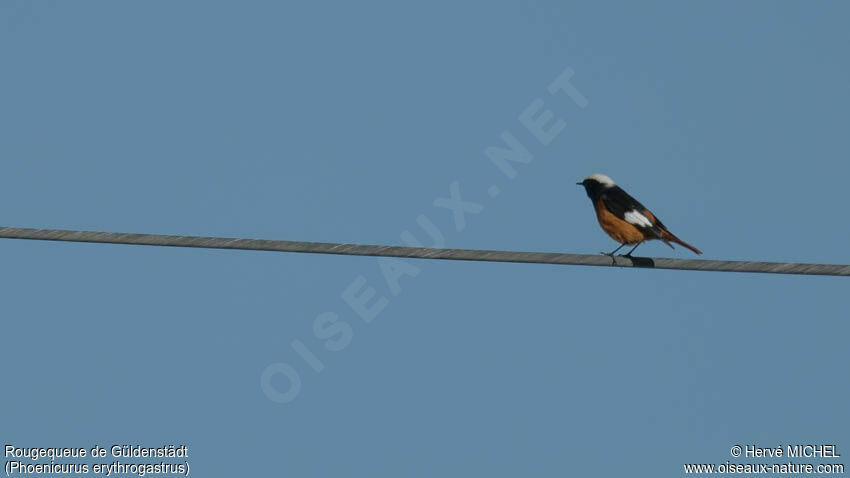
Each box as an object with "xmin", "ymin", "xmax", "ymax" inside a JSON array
[{"xmin": 575, "ymin": 182, "xmax": 583, "ymax": 186}]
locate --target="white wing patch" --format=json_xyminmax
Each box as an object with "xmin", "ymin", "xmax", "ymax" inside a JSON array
[{"xmin": 624, "ymin": 210, "xmax": 653, "ymax": 229}]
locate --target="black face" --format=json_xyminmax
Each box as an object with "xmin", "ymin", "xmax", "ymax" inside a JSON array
[{"xmin": 577, "ymin": 179, "xmax": 604, "ymax": 200}]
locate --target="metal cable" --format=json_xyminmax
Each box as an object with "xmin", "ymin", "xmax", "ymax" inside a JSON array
[{"xmin": 1, "ymin": 226, "xmax": 848, "ymax": 277}]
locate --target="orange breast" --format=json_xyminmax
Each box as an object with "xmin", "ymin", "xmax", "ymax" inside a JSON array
[{"xmin": 594, "ymin": 198, "xmax": 646, "ymax": 245}]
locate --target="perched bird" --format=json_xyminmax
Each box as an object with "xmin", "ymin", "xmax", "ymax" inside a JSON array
[{"xmin": 577, "ymin": 173, "xmax": 702, "ymax": 256}]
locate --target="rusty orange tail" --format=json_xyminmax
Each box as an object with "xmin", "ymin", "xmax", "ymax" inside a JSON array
[{"xmin": 662, "ymin": 230, "xmax": 702, "ymax": 255}]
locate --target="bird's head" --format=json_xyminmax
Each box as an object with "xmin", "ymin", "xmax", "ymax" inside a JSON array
[{"xmin": 577, "ymin": 173, "xmax": 616, "ymax": 199}]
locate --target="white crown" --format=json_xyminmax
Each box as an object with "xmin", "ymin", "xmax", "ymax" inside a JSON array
[{"xmin": 585, "ymin": 173, "xmax": 615, "ymax": 187}]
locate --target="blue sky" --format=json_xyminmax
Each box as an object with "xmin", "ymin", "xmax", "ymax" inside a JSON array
[{"xmin": 2, "ymin": 1, "xmax": 848, "ymax": 476}]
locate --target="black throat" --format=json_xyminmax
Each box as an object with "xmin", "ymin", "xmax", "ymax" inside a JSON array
[{"xmin": 580, "ymin": 180, "xmax": 608, "ymax": 201}]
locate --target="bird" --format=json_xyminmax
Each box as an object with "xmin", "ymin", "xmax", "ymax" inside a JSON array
[{"xmin": 577, "ymin": 173, "xmax": 702, "ymax": 257}]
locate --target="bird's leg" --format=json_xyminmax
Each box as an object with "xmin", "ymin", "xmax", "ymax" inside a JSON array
[
  {"xmin": 622, "ymin": 242, "xmax": 643, "ymax": 257},
  {"xmin": 602, "ymin": 243, "xmax": 626, "ymax": 256}
]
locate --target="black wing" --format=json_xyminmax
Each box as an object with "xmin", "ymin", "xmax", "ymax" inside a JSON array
[
  {"xmin": 601, "ymin": 186, "xmax": 667, "ymax": 240},
  {"xmin": 600, "ymin": 186, "xmax": 644, "ymax": 218}
]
